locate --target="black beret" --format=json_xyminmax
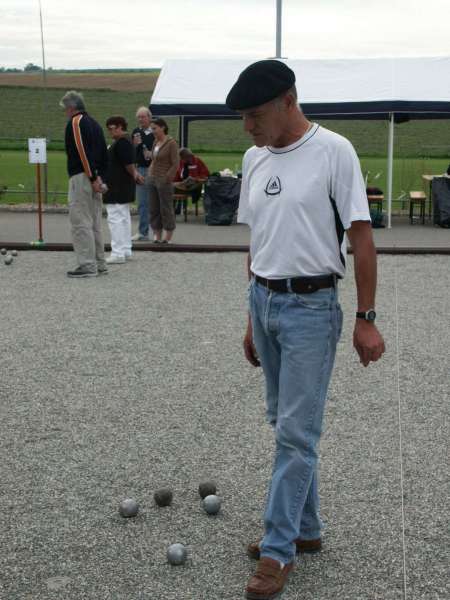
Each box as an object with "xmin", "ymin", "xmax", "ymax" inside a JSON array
[{"xmin": 226, "ymin": 60, "xmax": 295, "ymax": 111}]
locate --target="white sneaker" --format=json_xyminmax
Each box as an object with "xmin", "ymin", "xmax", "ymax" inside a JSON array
[
  {"xmin": 131, "ymin": 233, "xmax": 149, "ymax": 241},
  {"xmin": 106, "ymin": 255, "xmax": 126, "ymax": 264}
]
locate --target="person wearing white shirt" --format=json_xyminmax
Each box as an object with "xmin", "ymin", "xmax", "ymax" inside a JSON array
[{"xmin": 226, "ymin": 60, "xmax": 385, "ymax": 600}]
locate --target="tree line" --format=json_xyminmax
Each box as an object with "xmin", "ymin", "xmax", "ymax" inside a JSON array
[{"xmin": 0, "ymin": 64, "xmax": 158, "ymax": 73}]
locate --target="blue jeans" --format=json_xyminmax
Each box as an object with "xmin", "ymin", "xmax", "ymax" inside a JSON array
[
  {"xmin": 135, "ymin": 166, "xmax": 150, "ymax": 236},
  {"xmin": 249, "ymin": 278, "xmax": 343, "ymax": 565}
]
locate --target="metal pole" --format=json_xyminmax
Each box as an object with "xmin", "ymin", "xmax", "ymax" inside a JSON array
[
  {"xmin": 183, "ymin": 117, "xmax": 189, "ymax": 148},
  {"xmin": 276, "ymin": 0, "xmax": 282, "ymax": 58},
  {"xmin": 38, "ymin": 0, "xmax": 49, "ymax": 205},
  {"xmin": 38, "ymin": 0, "xmax": 47, "ymax": 96},
  {"xmin": 36, "ymin": 164, "xmax": 44, "ymax": 242},
  {"xmin": 387, "ymin": 113, "xmax": 395, "ymax": 229},
  {"xmin": 178, "ymin": 117, "xmax": 182, "ymax": 146},
  {"xmin": 179, "ymin": 116, "xmax": 185, "ymax": 147}
]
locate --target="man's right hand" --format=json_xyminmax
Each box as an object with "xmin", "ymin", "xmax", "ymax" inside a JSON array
[
  {"xmin": 243, "ymin": 319, "xmax": 260, "ymax": 367},
  {"xmin": 91, "ymin": 177, "xmax": 103, "ymax": 194}
]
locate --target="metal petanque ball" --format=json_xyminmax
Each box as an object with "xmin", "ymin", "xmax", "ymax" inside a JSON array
[
  {"xmin": 4, "ymin": 255, "xmax": 13, "ymax": 265},
  {"xmin": 0, "ymin": 248, "xmax": 6, "ymax": 255},
  {"xmin": 11, "ymin": 250, "xmax": 18, "ymax": 257},
  {"xmin": 154, "ymin": 488, "xmax": 173, "ymax": 507},
  {"xmin": 167, "ymin": 543, "xmax": 187, "ymax": 565},
  {"xmin": 198, "ymin": 481, "xmax": 217, "ymax": 499},
  {"xmin": 203, "ymin": 494, "xmax": 221, "ymax": 515},
  {"xmin": 118, "ymin": 498, "xmax": 139, "ymax": 518}
]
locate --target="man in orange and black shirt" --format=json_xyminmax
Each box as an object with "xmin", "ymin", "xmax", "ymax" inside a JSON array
[{"xmin": 60, "ymin": 90, "xmax": 108, "ymax": 278}]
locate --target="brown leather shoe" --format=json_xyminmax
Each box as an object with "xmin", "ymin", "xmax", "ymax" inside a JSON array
[
  {"xmin": 245, "ymin": 557, "xmax": 293, "ymax": 599},
  {"xmin": 247, "ymin": 537, "xmax": 322, "ymax": 560}
]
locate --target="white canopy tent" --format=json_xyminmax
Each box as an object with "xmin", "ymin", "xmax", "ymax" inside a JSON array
[{"xmin": 150, "ymin": 57, "xmax": 450, "ymax": 227}]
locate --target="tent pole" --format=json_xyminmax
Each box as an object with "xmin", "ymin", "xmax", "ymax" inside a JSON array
[
  {"xmin": 178, "ymin": 117, "xmax": 182, "ymax": 146},
  {"xmin": 183, "ymin": 117, "xmax": 189, "ymax": 148},
  {"xmin": 387, "ymin": 113, "xmax": 394, "ymax": 229},
  {"xmin": 178, "ymin": 116, "xmax": 189, "ymax": 148},
  {"xmin": 276, "ymin": 0, "xmax": 282, "ymax": 58}
]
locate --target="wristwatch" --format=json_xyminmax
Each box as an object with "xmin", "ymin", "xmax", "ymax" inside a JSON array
[{"xmin": 356, "ymin": 309, "xmax": 376, "ymax": 322}]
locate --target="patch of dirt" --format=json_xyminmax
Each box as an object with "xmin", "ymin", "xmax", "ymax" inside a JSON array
[{"xmin": 0, "ymin": 72, "xmax": 159, "ymax": 92}]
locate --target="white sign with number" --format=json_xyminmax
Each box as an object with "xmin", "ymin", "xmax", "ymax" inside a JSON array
[{"xmin": 28, "ymin": 138, "xmax": 47, "ymax": 164}]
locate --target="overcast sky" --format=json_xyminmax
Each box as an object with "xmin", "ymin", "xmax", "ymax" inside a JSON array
[{"xmin": 1, "ymin": 0, "xmax": 449, "ymax": 69}]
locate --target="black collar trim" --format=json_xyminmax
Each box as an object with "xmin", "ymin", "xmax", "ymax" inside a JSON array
[{"xmin": 267, "ymin": 124, "xmax": 319, "ymax": 154}]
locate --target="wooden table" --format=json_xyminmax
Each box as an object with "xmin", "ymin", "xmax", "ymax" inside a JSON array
[{"xmin": 367, "ymin": 194, "xmax": 384, "ymax": 213}]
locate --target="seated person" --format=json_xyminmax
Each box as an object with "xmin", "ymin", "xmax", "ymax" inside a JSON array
[{"xmin": 174, "ymin": 148, "xmax": 209, "ymax": 213}]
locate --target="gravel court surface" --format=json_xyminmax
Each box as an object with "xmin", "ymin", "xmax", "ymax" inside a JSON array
[{"xmin": 0, "ymin": 252, "xmax": 448, "ymax": 600}]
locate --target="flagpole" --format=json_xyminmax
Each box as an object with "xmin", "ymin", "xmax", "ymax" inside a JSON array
[
  {"xmin": 38, "ymin": 0, "xmax": 49, "ymax": 208},
  {"xmin": 276, "ymin": 0, "xmax": 282, "ymax": 58}
]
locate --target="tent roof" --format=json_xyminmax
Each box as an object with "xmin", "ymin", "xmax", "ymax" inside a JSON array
[{"xmin": 150, "ymin": 56, "xmax": 450, "ymax": 119}]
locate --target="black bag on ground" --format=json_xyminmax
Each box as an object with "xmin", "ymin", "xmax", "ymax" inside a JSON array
[
  {"xmin": 366, "ymin": 186, "xmax": 385, "ymax": 228},
  {"xmin": 432, "ymin": 177, "xmax": 450, "ymax": 228},
  {"xmin": 203, "ymin": 176, "xmax": 241, "ymax": 225},
  {"xmin": 370, "ymin": 210, "xmax": 385, "ymax": 228}
]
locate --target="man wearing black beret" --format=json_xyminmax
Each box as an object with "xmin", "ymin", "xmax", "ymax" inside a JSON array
[{"xmin": 227, "ymin": 60, "xmax": 385, "ymax": 599}]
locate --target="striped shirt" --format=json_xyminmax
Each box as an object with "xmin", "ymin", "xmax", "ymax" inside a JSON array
[{"xmin": 64, "ymin": 112, "xmax": 108, "ymax": 181}]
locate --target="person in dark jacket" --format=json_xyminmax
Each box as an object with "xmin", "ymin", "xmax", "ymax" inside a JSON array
[
  {"xmin": 103, "ymin": 116, "xmax": 144, "ymax": 264},
  {"xmin": 60, "ymin": 90, "xmax": 108, "ymax": 278}
]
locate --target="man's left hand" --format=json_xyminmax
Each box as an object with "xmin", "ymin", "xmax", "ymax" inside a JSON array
[{"xmin": 353, "ymin": 320, "xmax": 385, "ymax": 367}]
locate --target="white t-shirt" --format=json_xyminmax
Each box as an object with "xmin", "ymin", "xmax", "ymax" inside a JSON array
[{"xmin": 238, "ymin": 123, "xmax": 370, "ymax": 279}]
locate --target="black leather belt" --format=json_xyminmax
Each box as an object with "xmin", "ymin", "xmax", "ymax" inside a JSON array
[{"xmin": 254, "ymin": 274, "xmax": 336, "ymax": 294}]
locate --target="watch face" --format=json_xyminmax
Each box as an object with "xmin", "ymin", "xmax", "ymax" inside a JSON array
[{"xmin": 367, "ymin": 310, "xmax": 376, "ymax": 322}]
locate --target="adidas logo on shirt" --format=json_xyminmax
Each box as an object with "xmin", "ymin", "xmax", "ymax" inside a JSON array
[{"xmin": 265, "ymin": 176, "xmax": 282, "ymax": 195}]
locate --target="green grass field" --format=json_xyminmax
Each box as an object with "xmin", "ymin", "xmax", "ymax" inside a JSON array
[
  {"xmin": 1, "ymin": 149, "xmax": 448, "ymax": 209},
  {"xmin": 0, "ymin": 150, "xmax": 245, "ymax": 204}
]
